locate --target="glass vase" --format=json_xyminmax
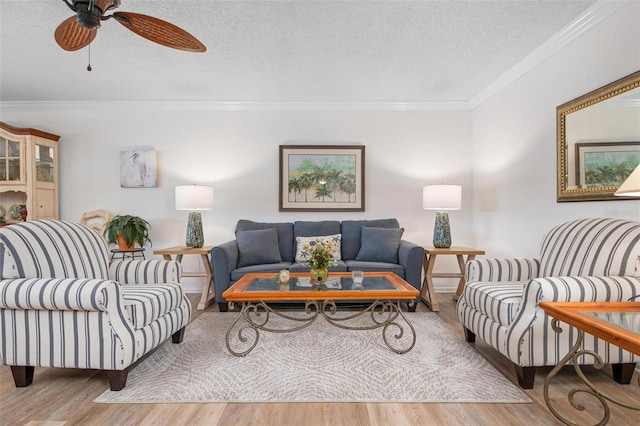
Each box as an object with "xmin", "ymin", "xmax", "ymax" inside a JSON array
[{"xmin": 310, "ymin": 267, "xmax": 328, "ymax": 284}]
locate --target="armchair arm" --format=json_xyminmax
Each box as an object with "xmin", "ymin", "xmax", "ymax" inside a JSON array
[
  {"xmin": 211, "ymin": 240, "xmax": 239, "ymax": 302},
  {"xmin": 505, "ymin": 275, "xmax": 640, "ymax": 365},
  {"xmin": 398, "ymin": 240, "xmax": 425, "ymax": 291},
  {"xmin": 0, "ymin": 277, "xmax": 138, "ymax": 370},
  {"xmin": 0, "ymin": 277, "xmax": 117, "ymax": 311},
  {"xmin": 533, "ymin": 276, "xmax": 640, "ymax": 303},
  {"xmin": 466, "ymin": 258, "xmax": 540, "ymax": 283},
  {"xmin": 109, "ymin": 259, "xmax": 182, "ymax": 284}
]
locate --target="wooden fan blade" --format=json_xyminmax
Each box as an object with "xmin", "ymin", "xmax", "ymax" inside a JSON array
[
  {"xmin": 97, "ymin": 0, "xmax": 119, "ymax": 11},
  {"xmin": 112, "ymin": 12, "xmax": 206, "ymax": 52},
  {"xmin": 55, "ymin": 16, "xmax": 97, "ymax": 51}
]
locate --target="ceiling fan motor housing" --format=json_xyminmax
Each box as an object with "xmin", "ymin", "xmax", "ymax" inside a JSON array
[{"xmin": 74, "ymin": 1, "xmax": 105, "ymax": 29}]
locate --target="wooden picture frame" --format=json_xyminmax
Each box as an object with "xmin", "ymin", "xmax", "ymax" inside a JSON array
[
  {"xmin": 574, "ymin": 141, "xmax": 640, "ymax": 189},
  {"xmin": 279, "ymin": 145, "xmax": 365, "ymax": 212}
]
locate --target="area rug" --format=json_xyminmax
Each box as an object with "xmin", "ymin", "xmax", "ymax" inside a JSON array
[{"xmin": 95, "ymin": 312, "xmax": 530, "ymax": 403}]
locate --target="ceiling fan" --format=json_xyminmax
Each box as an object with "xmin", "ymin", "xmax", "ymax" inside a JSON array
[{"xmin": 54, "ymin": 0, "xmax": 206, "ymax": 52}]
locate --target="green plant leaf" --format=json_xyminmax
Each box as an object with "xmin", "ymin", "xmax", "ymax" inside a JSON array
[{"xmin": 103, "ymin": 214, "xmax": 152, "ymax": 247}]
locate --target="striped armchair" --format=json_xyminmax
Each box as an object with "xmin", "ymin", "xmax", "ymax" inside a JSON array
[
  {"xmin": 0, "ymin": 220, "xmax": 192, "ymax": 391},
  {"xmin": 457, "ymin": 218, "xmax": 640, "ymax": 388}
]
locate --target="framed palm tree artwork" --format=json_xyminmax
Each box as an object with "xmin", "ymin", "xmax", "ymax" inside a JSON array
[
  {"xmin": 574, "ymin": 141, "xmax": 639, "ymax": 189},
  {"xmin": 279, "ymin": 145, "xmax": 365, "ymax": 212}
]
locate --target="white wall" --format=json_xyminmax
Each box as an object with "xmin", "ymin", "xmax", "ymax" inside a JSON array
[
  {"xmin": 472, "ymin": 1, "xmax": 640, "ymax": 259},
  {"xmin": 0, "ymin": 107, "xmax": 472, "ymax": 292}
]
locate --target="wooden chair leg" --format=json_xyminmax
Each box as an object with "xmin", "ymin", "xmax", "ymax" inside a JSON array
[
  {"xmin": 10, "ymin": 366, "xmax": 34, "ymax": 387},
  {"xmin": 612, "ymin": 362, "xmax": 635, "ymax": 384},
  {"xmin": 463, "ymin": 327, "xmax": 476, "ymax": 343},
  {"xmin": 108, "ymin": 368, "xmax": 130, "ymax": 391},
  {"xmin": 515, "ymin": 365, "xmax": 536, "ymax": 389},
  {"xmin": 172, "ymin": 326, "xmax": 186, "ymax": 343}
]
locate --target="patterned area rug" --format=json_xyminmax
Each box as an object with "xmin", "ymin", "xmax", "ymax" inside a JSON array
[{"xmin": 95, "ymin": 312, "xmax": 530, "ymax": 403}]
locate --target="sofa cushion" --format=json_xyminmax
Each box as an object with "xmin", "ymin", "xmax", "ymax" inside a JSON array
[
  {"xmin": 345, "ymin": 260, "xmax": 405, "ymax": 278},
  {"xmin": 236, "ymin": 220, "xmax": 295, "ymax": 262},
  {"xmin": 341, "ymin": 218, "xmax": 400, "ymax": 260},
  {"xmin": 236, "ymin": 228, "xmax": 282, "ymax": 268},
  {"xmin": 121, "ymin": 283, "xmax": 185, "ymax": 329},
  {"xmin": 289, "ymin": 260, "xmax": 348, "ymax": 272},
  {"xmin": 355, "ymin": 226, "xmax": 404, "ymax": 263},
  {"xmin": 295, "ymin": 234, "xmax": 342, "ymax": 262},
  {"xmin": 461, "ymin": 281, "xmax": 525, "ymax": 327}
]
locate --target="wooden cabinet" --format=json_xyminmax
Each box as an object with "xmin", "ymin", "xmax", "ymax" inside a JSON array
[{"xmin": 0, "ymin": 122, "xmax": 60, "ymax": 223}]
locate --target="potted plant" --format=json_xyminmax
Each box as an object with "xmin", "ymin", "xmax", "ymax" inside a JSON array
[{"xmin": 104, "ymin": 215, "xmax": 152, "ymax": 251}]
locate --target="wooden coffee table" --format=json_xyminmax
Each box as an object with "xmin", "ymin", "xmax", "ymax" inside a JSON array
[
  {"xmin": 539, "ymin": 301, "xmax": 640, "ymax": 424},
  {"xmin": 222, "ymin": 272, "xmax": 419, "ymax": 356}
]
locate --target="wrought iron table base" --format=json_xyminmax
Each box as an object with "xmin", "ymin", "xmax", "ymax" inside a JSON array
[
  {"xmin": 543, "ymin": 319, "xmax": 640, "ymax": 425},
  {"xmin": 225, "ymin": 299, "xmax": 416, "ymax": 357}
]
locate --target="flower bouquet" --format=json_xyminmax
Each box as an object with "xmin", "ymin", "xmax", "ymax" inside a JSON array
[{"xmin": 307, "ymin": 240, "xmax": 337, "ymax": 284}]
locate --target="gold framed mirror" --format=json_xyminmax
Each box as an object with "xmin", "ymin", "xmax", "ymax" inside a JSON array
[{"xmin": 557, "ymin": 70, "xmax": 640, "ymax": 202}]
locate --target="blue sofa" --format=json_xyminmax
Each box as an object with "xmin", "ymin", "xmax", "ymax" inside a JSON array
[{"xmin": 211, "ymin": 218, "xmax": 424, "ymax": 311}]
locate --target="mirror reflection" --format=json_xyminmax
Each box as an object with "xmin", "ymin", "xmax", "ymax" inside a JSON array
[{"xmin": 557, "ymin": 71, "xmax": 640, "ymax": 202}]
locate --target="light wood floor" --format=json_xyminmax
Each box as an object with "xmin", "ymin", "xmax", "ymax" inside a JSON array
[{"xmin": 1, "ymin": 293, "xmax": 638, "ymax": 426}]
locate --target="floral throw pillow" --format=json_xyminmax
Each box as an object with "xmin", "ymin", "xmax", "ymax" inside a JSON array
[{"xmin": 295, "ymin": 234, "xmax": 342, "ymax": 263}]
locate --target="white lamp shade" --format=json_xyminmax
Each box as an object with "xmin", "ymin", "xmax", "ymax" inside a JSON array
[
  {"xmin": 614, "ymin": 164, "xmax": 640, "ymax": 197},
  {"xmin": 423, "ymin": 184, "xmax": 462, "ymax": 210},
  {"xmin": 175, "ymin": 185, "xmax": 214, "ymax": 210}
]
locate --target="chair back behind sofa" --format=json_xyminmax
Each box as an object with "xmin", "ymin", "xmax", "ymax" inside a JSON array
[
  {"xmin": 539, "ymin": 218, "xmax": 640, "ymax": 278},
  {"xmin": 0, "ymin": 220, "xmax": 110, "ymax": 280}
]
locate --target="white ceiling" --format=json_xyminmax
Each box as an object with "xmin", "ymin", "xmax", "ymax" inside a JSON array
[{"xmin": 0, "ymin": 0, "xmax": 617, "ymax": 105}]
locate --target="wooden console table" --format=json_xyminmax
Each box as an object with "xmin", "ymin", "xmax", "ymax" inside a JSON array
[
  {"xmin": 153, "ymin": 245, "xmax": 214, "ymax": 311},
  {"xmin": 420, "ymin": 246, "xmax": 485, "ymax": 311}
]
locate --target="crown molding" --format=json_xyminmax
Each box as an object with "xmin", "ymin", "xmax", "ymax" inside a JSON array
[
  {"xmin": 469, "ymin": 1, "xmax": 629, "ymax": 109},
  {"xmin": 0, "ymin": 100, "xmax": 471, "ymax": 112}
]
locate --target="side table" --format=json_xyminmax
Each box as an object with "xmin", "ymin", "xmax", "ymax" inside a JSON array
[
  {"xmin": 421, "ymin": 246, "xmax": 485, "ymax": 312},
  {"xmin": 110, "ymin": 248, "xmax": 145, "ymax": 261},
  {"xmin": 153, "ymin": 246, "xmax": 214, "ymax": 311}
]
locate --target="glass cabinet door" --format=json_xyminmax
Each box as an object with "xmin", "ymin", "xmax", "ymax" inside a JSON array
[
  {"xmin": 0, "ymin": 137, "xmax": 5, "ymax": 180},
  {"xmin": 35, "ymin": 144, "xmax": 55, "ymax": 183},
  {"xmin": 0, "ymin": 136, "xmax": 22, "ymax": 182}
]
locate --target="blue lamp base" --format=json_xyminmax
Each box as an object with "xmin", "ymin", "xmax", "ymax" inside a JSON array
[
  {"xmin": 432, "ymin": 211, "xmax": 452, "ymax": 248},
  {"xmin": 185, "ymin": 211, "xmax": 204, "ymax": 248}
]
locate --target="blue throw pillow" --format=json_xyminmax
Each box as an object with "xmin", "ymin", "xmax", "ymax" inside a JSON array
[
  {"xmin": 236, "ymin": 228, "xmax": 282, "ymax": 268},
  {"xmin": 355, "ymin": 226, "xmax": 404, "ymax": 263}
]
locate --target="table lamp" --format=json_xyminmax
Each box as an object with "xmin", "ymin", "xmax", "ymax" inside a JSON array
[
  {"xmin": 423, "ymin": 184, "xmax": 462, "ymax": 248},
  {"xmin": 175, "ymin": 185, "xmax": 214, "ymax": 248},
  {"xmin": 614, "ymin": 164, "xmax": 640, "ymax": 197}
]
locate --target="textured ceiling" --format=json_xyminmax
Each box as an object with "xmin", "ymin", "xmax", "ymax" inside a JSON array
[{"xmin": 0, "ymin": 0, "xmax": 601, "ymax": 103}]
